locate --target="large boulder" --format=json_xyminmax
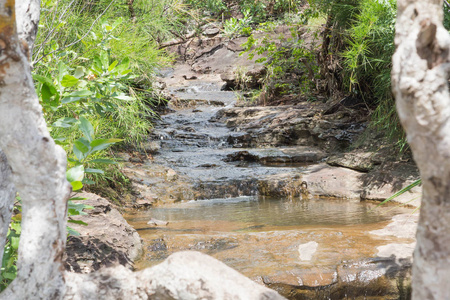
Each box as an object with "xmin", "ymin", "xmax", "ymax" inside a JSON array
[{"xmin": 142, "ymin": 251, "xmax": 286, "ymax": 299}]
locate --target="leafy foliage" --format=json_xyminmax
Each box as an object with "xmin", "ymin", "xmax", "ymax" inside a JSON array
[{"xmin": 0, "ymin": 205, "xmax": 21, "ymax": 291}]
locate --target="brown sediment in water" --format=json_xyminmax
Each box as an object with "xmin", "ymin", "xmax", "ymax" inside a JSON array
[{"xmin": 124, "ymin": 197, "xmax": 415, "ymax": 285}]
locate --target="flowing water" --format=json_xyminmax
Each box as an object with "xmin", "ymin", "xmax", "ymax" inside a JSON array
[{"xmin": 124, "ymin": 71, "xmax": 416, "ymax": 298}]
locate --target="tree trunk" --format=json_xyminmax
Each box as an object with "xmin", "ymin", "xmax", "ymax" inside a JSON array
[
  {"xmin": 16, "ymin": 0, "xmax": 41, "ymax": 54},
  {"xmin": 0, "ymin": 1, "xmax": 285, "ymax": 299},
  {"xmin": 0, "ymin": 1, "xmax": 71, "ymax": 298},
  {"xmin": 392, "ymin": 0, "xmax": 450, "ymax": 299}
]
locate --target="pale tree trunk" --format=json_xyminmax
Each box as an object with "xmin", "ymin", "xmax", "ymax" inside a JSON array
[
  {"xmin": 0, "ymin": 1, "xmax": 284, "ymax": 299},
  {"xmin": 0, "ymin": 0, "xmax": 71, "ymax": 298},
  {"xmin": 392, "ymin": 0, "xmax": 450, "ymax": 299},
  {"xmin": 15, "ymin": 0, "xmax": 40, "ymax": 54},
  {"xmin": 0, "ymin": 0, "xmax": 41, "ymax": 267}
]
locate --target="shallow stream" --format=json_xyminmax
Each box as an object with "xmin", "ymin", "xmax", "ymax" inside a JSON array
[
  {"xmin": 125, "ymin": 196, "xmax": 412, "ymax": 284},
  {"xmin": 123, "ymin": 69, "xmax": 416, "ymax": 298}
]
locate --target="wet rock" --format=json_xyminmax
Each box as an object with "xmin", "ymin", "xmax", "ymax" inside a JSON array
[
  {"xmin": 226, "ymin": 147, "xmax": 326, "ymax": 164},
  {"xmin": 220, "ymin": 64, "xmax": 266, "ymax": 90},
  {"xmin": 134, "ymin": 198, "xmax": 153, "ymax": 209},
  {"xmin": 182, "ymin": 74, "xmax": 198, "ymax": 80},
  {"xmin": 148, "ymin": 238, "xmax": 167, "ymax": 251},
  {"xmin": 122, "ymin": 163, "xmax": 195, "ymax": 204},
  {"xmin": 189, "ymin": 238, "xmax": 239, "ymax": 254},
  {"xmin": 302, "ymin": 164, "xmax": 364, "ymax": 199},
  {"xmin": 142, "ymin": 140, "xmax": 161, "ymax": 154},
  {"xmin": 166, "ymin": 168, "xmax": 178, "ymax": 181},
  {"xmin": 258, "ymin": 173, "xmax": 305, "ymax": 197},
  {"xmin": 146, "ymin": 238, "xmax": 169, "ymax": 261},
  {"xmin": 370, "ymin": 214, "xmax": 418, "ymax": 239},
  {"xmin": 147, "ymin": 218, "xmax": 169, "ymax": 226},
  {"xmin": 64, "ymin": 193, "xmax": 143, "ymax": 273},
  {"xmin": 217, "ymin": 105, "xmax": 366, "ymax": 151},
  {"xmin": 194, "ymin": 178, "xmax": 259, "ymax": 199},
  {"xmin": 298, "ymin": 241, "xmax": 319, "ymax": 261},
  {"xmin": 264, "ymin": 257, "xmax": 412, "ymax": 299},
  {"xmin": 326, "ymin": 151, "xmax": 376, "ymax": 172}
]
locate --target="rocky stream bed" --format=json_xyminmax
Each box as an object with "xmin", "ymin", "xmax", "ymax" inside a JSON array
[{"xmin": 65, "ymin": 31, "xmax": 422, "ymax": 299}]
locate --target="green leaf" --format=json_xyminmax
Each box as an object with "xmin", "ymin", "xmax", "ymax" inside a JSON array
[
  {"xmin": 90, "ymin": 138, "xmax": 123, "ymax": 152},
  {"xmin": 100, "ymin": 51, "xmax": 109, "ymax": 70},
  {"xmin": 61, "ymin": 90, "xmax": 92, "ymax": 104},
  {"xmin": 73, "ymin": 145, "xmax": 85, "ymax": 162},
  {"xmin": 57, "ymin": 62, "xmax": 69, "ymax": 86},
  {"xmin": 10, "ymin": 237, "xmax": 20, "ymax": 250},
  {"xmin": 92, "ymin": 56, "xmax": 103, "ymax": 74},
  {"xmin": 79, "ymin": 116, "xmax": 94, "ymax": 142},
  {"xmin": 53, "ymin": 117, "xmax": 79, "ymax": 128},
  {"xmin": 3, "ymin": 272, "xmax": 17, "ymax": 280},
  {"xmin": 112, "ymin": 17, "xmax": 123, "ymax": 29},
  {"xmin": 74, "ymin": 140, "xmax": 89, "ymax": 155},
  {"xmin": 70, "ymin": 181, "xmax": 83, "ymax": 191},
  {"xmin": 116, "ymin": 57, "xmax": 130, "ymax": 73},
  {"xmin": 89, "ymin": 158, "xmax": 117, "ymax": 164},
  {"xmin": 67, "ymin": 226, "xmax": 80, "ymax": 236},
  {"xmin": 74, "ymin": 66, "xmax": 85, "ymax": 79},
  {"xmin": 10, "ymin": 222, "xmax": 21, "ymax": 234},
  {"xmin": 68, "ymin": 219, "xmax": 88, "ymax": 226},
  {"xmin": 69, "ymin": 197, "xmax": 88, "ymax": 201},
  {"xmin": 82, "ymin": 178, "xmax": 95, "ymax": 185},
  {"xmin": 61, "ymin": 75, "xmax": 79, "ymax": 87},
  {"xmin": 33, "ymin": 74, "xmax": 57, "ymax": 94},
  {"xmin": 66, "ymin": 165, "xmax": 85, "ymax": 183},
  {"xmin": 108, "ymin": 60, "xmax": 119, "ymax": 72},
  {"xmin": 68, "ymin": 201, "xmax": 93, "ymax": 215},
  {"xmin": 40, "ymin": 84, "xmax": 53, "ymax": 102},
  {"xmin": 85, "ymin": 168, "xmax": 104, "ymax": 174}
]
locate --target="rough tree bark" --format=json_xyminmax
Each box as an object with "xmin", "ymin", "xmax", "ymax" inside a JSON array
[
  {"xmin": 0, "ymin": 1, "xmax": 285, "ymax": 299},
  {"xmin": 392, "ymin": 0, "xmax": 450, "ymax": 299},
  {"xmin": 15, "ymin": 0, "xmax": 40, "ymax": 54},
  {"xmin": 0, "ymin": 0, "xmax": 71, "ymax": 298}
]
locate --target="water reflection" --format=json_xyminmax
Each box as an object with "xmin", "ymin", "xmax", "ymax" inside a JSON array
[
  {"xmin": 124, "ymin": 196, "xmax": 414, "ymax": 286},
  {"xmin": 126, "ymin": 196, "xmax": 409, "ymax": 231}
]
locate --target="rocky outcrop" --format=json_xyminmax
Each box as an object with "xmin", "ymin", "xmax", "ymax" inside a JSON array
[
  {"xmin": 302, "ymin": 163, "xmax": 364, "ymax": 199},
  {"xmin": 326, "ymin": 151, "xmax": 378, "ymax": 172},
  {"xmin": 215, "ymin": 103, "xmax": 366, "ymax": 151},
  {"xmin": 64, "ymin": 193, "xmax": 143, "ymax": 273},
  {"xmin": 360, "ymin": 162, "xmax": 421, "ymax": 207}
]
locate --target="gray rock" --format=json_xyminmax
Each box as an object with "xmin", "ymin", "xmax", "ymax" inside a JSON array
[
  {"xmin": 144, "ymin": 251, "xmax": 287, "ymax": 299},
  {"xmin": 302, "ymin": 164, "xmax": 364, "ymax": 199},
  {"xmin": 64, "ymin": 193, "xmax": 143, "ymax": 273},
  {"xmin": 370, "ymin": 214, "xmax": 419, "ymax": 239},
  {"xmin": 203, "ymin": 27, "xmax": 220, "ymax": 37},
  {"xmin": 142, "ymin": 140, "xmax": 161, "ymax": 154},
  {"xmin": 327, "ymin": 151, "xmax": 376, "ymax": 172}
]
